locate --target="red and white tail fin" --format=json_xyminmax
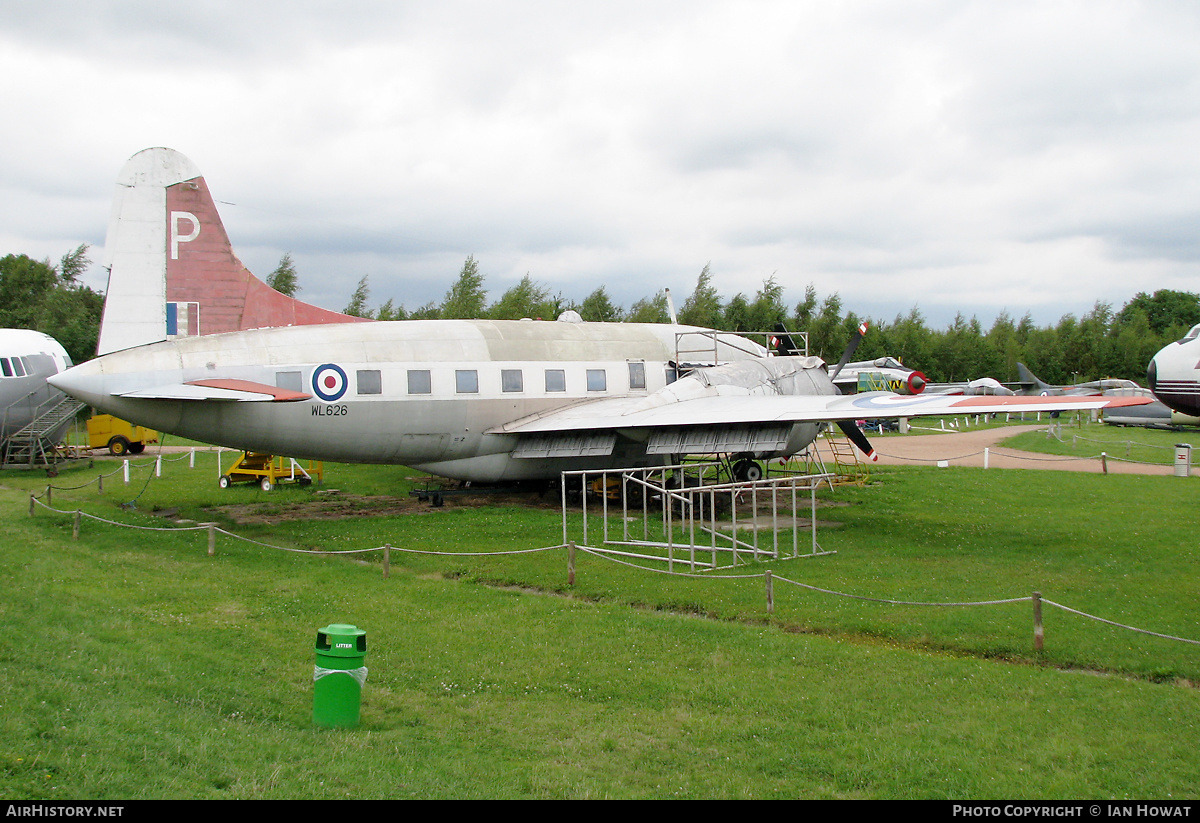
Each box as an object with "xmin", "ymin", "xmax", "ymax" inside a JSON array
[{"xmin": 98, "ymin": 147, "xmax": 368, "ymax": 355}]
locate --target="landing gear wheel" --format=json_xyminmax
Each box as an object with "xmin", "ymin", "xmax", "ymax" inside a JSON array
[
  {"xmin": 108, "ymin": 436, "xmax": 130, "ymax": 457},
  {"xmin": 260, "ymin": 478, "xmax": 273, "ymax": 492},
  {"xmin": 218, "ymin": 475, "xmax": 231, "ymax": 489},
  {"xmin": 129, "ymin": 442, "xmax": 145, "ymax": 454},
  {"xmin": 733, "ymin": 459, "xmax": 762, "ymax": 482}
]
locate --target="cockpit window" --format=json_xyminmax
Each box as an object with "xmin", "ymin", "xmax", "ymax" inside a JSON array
[{"xmin": 1186, "ymin": 324, "xmax": 1200, "ymax": 341}]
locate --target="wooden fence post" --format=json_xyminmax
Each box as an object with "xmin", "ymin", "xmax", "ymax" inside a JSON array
[
  {"xmin": 568, "ymin": 540, "xmax": 576, "ymax": 586},
  {"xmin": 73, "ymin": 510, "xmax": 80, "ymax": 541},
  {"xmin": 383, "ymin": 544, "xmax": 391, "ymax": 579},
  {"xmin": 765, "ymin": 570, "xmax": 774, "ymax": 614}
]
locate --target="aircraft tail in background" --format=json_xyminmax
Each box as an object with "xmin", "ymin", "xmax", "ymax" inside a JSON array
[{"xmin": 98, "ymin": 147, "xmax": 368, "ymax": 356}]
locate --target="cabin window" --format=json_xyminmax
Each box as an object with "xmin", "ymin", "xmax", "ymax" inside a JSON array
[
  {"xmin": 665, "ymin": 366, "xmax": 678, "ymax": 385},
  {"xmin": 276, "ymin": 371, "xmax": 302, "ymax": 392},
  {"xmin": 407, "ymin": 370, "xmax": 432, "ymax": 394},
  {"xmin": 502, "ymin": 369, "xmax": 523, "ymax": 393},
  {"xmin": 11, "ymin": 357, "xmax": 25, "ymax": 377},
  {"xmin": 456, "ymin": 369, "xmax": 479, "ymax": 394},
  {"xmin": 545, "ymin": 369, "xmax": 566, "ymax": 392},
  {"xmin": 357, "ymin": 369, "xmax": 382, "ymax": 395},
  {"xmin": 587, "ymin": 369, "xmax": 607, "ymax": 392},
  {"xmin": 628, "ymin": 362, "xmax": 646, "ymax": 390},
  {"xmin": 0, "ymin": 358, "xmax": 10, "ymax": 377}
]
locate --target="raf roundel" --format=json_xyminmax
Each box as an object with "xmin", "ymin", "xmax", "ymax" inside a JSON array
[{"xmin": 312, "ymin": 364, "xmax": 348, "ymax": 402}]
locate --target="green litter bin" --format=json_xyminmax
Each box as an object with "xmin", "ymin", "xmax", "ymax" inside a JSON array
[{"xmin": 313, "ymin": 623, "xmax": 368, "ymax": 729}]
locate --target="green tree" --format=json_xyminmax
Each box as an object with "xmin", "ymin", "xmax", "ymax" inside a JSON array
[
  {"xmin": 721, "ymin": 293, "xmax": 750, "ymax": 331},
  {"xmin": 0, "ymin": 245, "xmax": 103, "ymax": 363},
  {"xmin": 488, "ymin": 275, "xmax": 552, "ymax": 320},
  {"xmin": 792, "ymin": 283, "xmax": 819, "ymax": 333},
  {"xmin": 1116, "ymin": 290, "xmax": 1200, "ymax": 336},
  {"xmin": 343, "ymin": 275, "xmax": 374, "ymax": 318},
  {"xmin": 439, "ymin": 255, "xmax": 487, "ymax": 319},
  {"xmin": 678, "ymin": 264, "xmax": 723, "ymax": 328},
  {"xmin": 627, "ymin": 290, "xmax": 671, "ymax": 324},
  {"xmin": 578, "ymin": 286, "xmax": 624, "ymax": 322},
  {"xmin": 745, "ymin": 276, "xmax": 789, "ymax": 333},
  {"xmin": 266, "ymin": 252, "xmax": 300, "ymax": 297},
  {"xmin": 807, "ymin": 293, "xmax": 844, "ymax": 361},
  {"xmin": 375, "ymin": 299, "xmax": 407, "ymax": 321}
]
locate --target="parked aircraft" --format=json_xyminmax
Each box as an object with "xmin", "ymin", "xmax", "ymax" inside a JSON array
[
  {"xmin": 0, "ymin": 328, "xmax": 76, "ymax": 450},
  {"xmin": 1016, "ymin": 363, "xmax": 1140, "ymax": 397},
  {"xmin": 47, "ymin": 148, "xmax": 1153, "ymax": 484},
  {"xmin": 1146, "ymin": 324, "xmax": 1200, "ymax": 420},
  {"xmin": 829, "ymin": 355, "xmax": 1011, "ymax": 397},
  {"xmin": 1101, "ymin": 388, "xmax": 1200, "ymax": 430}
]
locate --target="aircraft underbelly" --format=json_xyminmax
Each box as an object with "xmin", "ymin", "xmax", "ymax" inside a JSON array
[{"xmin": 118, "ymin": 396, "xmax": 564, "ymax": 466}]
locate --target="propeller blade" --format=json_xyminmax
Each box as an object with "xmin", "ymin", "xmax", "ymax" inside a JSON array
[
  {"xmin": 837, "ymin": 420, "xmax": 879, "ymax": 462},
  {"xmin": 828, "ymin": 321, "xmax": 869, "ymax": 382},
  {"xmin": 771, "ymin": 323, "xmax": 802, "ymax": 356}
]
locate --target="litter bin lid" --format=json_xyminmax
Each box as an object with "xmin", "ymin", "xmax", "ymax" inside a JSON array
[{"xmin": 316, "ymin": 623, "xmax": 367, "ymax": 656}]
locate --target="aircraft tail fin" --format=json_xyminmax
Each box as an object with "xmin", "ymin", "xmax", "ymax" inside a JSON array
[
  {"xmin": 1015, "ymin": 362, "xmax": 1048, "ymax": 391},
  {"xmin": 98, "ymin": 147, "xmax": 368, "ymax": 356}
]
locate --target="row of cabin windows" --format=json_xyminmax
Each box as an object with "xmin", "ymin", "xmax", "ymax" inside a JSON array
[
  {"xmin": 0, "ymin": 356, "xmax": 31, "ymax": 378},
  {"xmin": 281, "ymin": 362, "xmax": 650, "ymax": 396}
]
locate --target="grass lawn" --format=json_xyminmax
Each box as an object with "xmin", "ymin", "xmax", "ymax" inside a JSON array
[{"xmin": 0, "ymin": 451, "xmax": 1197, "ymax": 799}]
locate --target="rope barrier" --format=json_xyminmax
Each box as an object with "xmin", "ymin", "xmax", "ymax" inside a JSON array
[
  {"xmin": 1042, "ymin": 598, "xmax": 1200, "ymax": 646},
  {"xmin": 22, "ymin": 459, "xmax": 1200, "ymax": 651}
]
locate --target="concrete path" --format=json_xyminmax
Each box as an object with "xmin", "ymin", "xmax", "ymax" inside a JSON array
[{"xmin": 869, "ymin": 424, "xmax": 1181, "ymax": 476}]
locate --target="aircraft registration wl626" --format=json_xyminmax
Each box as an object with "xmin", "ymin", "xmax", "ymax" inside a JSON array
[{"xmin": 48, "ymin": 148, "xmax": 1153, "ymax": 484}]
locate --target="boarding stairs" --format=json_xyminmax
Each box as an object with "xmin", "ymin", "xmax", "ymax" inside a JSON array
[{"xmin": 2, "ymin": 394, "xmax": 87, "ymax": 469}]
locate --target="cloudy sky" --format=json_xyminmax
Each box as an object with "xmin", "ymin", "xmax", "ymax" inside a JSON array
[{"xmin": 2, "ymin": 1, "xmax": 1198, "ymax": 329}]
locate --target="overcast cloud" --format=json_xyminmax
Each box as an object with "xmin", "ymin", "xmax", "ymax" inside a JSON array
[{"xmin": 2, "ymin": 0, "xmax": 1198, "ymax": 328}]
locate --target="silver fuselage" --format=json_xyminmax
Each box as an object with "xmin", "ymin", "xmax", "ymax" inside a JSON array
[{"xmin": 50, "ymin": 319, "xmax": 819, "ymax": 482}]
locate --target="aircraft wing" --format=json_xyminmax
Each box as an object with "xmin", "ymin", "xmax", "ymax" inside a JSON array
[
  {"xmin": 118, "ymin": 379, "xmax": 311, "ymax": 402},
  {"xmin": 491, "ymin": 391, "xmax": 1152, "ymax": 435}
]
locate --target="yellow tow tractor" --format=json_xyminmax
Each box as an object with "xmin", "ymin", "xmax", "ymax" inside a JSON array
[
  {"xmin": 218, "ymin": 451, "xmax": 324, "ymax": 491},
  {"xmin": 87, "ymin": 414, "xmax": 158, "ymax": 456}
]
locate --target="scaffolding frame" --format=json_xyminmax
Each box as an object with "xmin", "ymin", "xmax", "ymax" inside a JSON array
[{"xmin": 561, "ymin": 462, "xmax": 836, "ymax": 572}]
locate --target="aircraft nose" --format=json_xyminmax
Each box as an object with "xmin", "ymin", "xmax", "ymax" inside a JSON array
[
  {"xmin": 47, "ymin": 365, "xmax": 105, "ymax": 408},
  {"xmin": 1146, "ymin": 357, "xmax": 1157, "ymax": 393}
]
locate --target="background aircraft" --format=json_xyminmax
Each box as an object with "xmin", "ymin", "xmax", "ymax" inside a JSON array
[
  {"xmin": 48, "ymin": 148, "xmax": 1152, "ymax": 484},
  {"xmin": 1146, "ymin": 323, "xmax": 1200, "ymax": 420},
  {"xmin": 1016, "ymin": 363, "xmax": 1140, "ymax": 397},
  {"xmin": 0, "ymin": 328, "xmax": 80, "ymax": 465}
]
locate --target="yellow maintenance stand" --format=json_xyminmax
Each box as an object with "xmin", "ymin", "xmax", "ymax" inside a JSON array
[{"xmin": 218, "ymin": 452, "xmax": 324, "ymax": 491}]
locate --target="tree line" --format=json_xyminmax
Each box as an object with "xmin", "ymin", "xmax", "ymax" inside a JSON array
[
  {"xmin": 0, "ymin": 245, "xmax": 104, "ymax": 365},
  {"xmin": 3, "ymin": 246, "xmax": 1195, "ymax": 386},
  {"xmin": 336, "ymin": 257, "xmax": 1198, "ymax": 385}
]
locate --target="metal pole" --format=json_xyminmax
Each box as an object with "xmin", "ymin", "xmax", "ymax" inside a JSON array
[{"xmin": 1033, "ymin": 591, "xmax": 1044, "ymax": 651}]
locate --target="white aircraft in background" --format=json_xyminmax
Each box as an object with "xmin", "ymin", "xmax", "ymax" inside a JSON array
[
  {"xmin": 1147, "ymin": 324, "xmax": 1200, "ymax": 424},
  {"xmin": 48, "ymin": 148, "xmax": 1152, "ymax": 484},
  {"xmin": 1, "ymin": 329, "xmax": 75, "ymax": 445}
]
